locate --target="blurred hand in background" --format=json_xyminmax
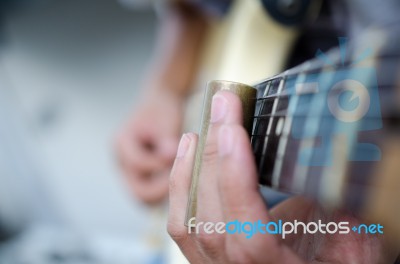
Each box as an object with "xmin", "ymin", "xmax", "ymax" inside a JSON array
[
  {"xmin": 115, "ymin": 2, "xmax": 209, "ymax": 205},
  {"xmin": 115, "ymin": 85, "xmax": 184, "ymax": 204}
]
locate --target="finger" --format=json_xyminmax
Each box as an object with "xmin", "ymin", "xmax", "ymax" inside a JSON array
[
  {"xmin": 168, "ymin": 133, "xmax": 197, "ymax": 226},
  {"xmin": 116, "ymin": 132, "xmax": 170, "ymax": 204},
  {"xmin": 167, "ymin": 133, "xmax": 200, "ymax": 261},
  {"xmin": 194, "ymin": 91, "xmax": 243, "ymax": 260},
  {"xmin": 117, "ymin": 132, "xmax": 166, "ymax": 174},
  {"xmin": 218, "ymin": 124, "xmax": 303, "ymax": 263},
  {"xmin": 218, "ymin": 124, "xmax": 271, "ymax": 234},
  {"xmin": 196, "ymin": 91, "xmax": 243, "ymax": 223},
  {"xmin": 126, "ymin": 169, "xmax": 170, "ymax": 204}
]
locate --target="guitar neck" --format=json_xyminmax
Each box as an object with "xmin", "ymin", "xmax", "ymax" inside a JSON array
[
  {"xmin": 250, "ymin": 43, "xmax": 400, "ymax": 238},
  {"xmin": 186, "ymin": 30, "xmax": 400, "ymax": 240}
]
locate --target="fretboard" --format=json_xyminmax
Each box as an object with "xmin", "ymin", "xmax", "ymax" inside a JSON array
[{"xmin": 250, "ymin": 45, "xmax": 400, "ymax": 211}]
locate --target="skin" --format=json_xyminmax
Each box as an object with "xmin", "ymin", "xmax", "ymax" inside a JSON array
[
  {"xmin": 113, "ymin": 2, "xmax": 399, "ymax": 261},
  {"xmin": 168, "ymin": 91, "xmax": 398, "ymax": 263},
  {"xmin": 115, "ymin": 3, "xmax": 209, "ymax": 204}
]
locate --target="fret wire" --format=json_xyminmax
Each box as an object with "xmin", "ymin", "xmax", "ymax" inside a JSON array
[
  {"xmin": 262, "ymin": 81, "xmax": 272, "ymax": 97},
  {"xmin": 255, "ymin": 83, "xmax": 395, "ymax": 102},
  {"xmin": 252, "ymin": 54, "xmax": 400, "ymax": 190},
  {"xmin": 252, "ymin": 81, "xmax": 272, "ymax": 138},
  {"xmin": 271, "ymin": 62, "xmax": 312, "ymax": 188},
  {"xmin": 252, "ymin": 80, "xmax": 273, "ymax": 179},
  {"xmin": 254, "ymin": 114, "xmax": 387, "ymax": 119},
  {"xmin": 271, "ymin": 145, "xmax": 290, "ymax": 186},
  {"xmin": 258, "ymin": 78, "xmax": 286, "ymax": 183},
  {"xmin": 251, "ymin": 48, "xmax": 400, "ymax": 198}
]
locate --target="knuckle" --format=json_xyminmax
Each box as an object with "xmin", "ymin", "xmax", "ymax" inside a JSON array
[
  {"xmin": 202, "ymin": 138, "xmax": 219, "ymax": 166},
  {"xmin": 196, "ymin": 231, "xmax": 212, "ymax": 245},
  {"xmin": 196, "ymin": 232, "xmax": 222, "ymax": 258},
  {"xmin": 167, "ymin": 222, "xmax": 188, "ymax": 244}
]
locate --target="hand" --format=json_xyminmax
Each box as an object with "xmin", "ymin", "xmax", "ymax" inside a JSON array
[
  {"xmin": 115, "ymin": 87, "xmax": 184, "ymax": 205},
  {"xmin": 167, "ymin": 91, "xmax": 397, "ymax": 263}
]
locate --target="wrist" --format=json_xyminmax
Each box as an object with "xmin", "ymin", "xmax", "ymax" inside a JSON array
[
  {"xmin": 160, "ymin": 77, "xmax": 193, "ymax": 100},
  {"xmin": 140, "ymin": 81, "xmax": 187, "ymax": 108},
  {"xmin": 145, "ymin": 76, "xmax": 192, "ymax": 101}
]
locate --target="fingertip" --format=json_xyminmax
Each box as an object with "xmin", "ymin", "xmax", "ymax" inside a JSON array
[
  {"xmin": 215, "ymin": 90, "xmax": 242, "ymax": 110},
  {"xmin": 176, "ymin": 134, "xmax": 190, "ymax": 158},
  {"xmin": 175, "ymin": 132, "xmax": 198, "ymax": 157},
  {"xmin": 185, "ymin": 132, "xmax": 198, "ymax": 146},
  {"xmin": 213, "ymin": 90, "xmax": 243, "ymax": 125}
]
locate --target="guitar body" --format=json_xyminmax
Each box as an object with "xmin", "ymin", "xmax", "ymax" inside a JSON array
[{"xmin": 200, "ymin": 0, "xmax": 298, "ymax": 84}]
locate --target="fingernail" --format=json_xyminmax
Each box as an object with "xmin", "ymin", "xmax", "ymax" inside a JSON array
[
  {"xmin": 210, "ymin": 94, "xmax": 228, "ymax": 123},
  {"xmin": 218, "ymin": 125, "xmax": 234, "ymax": 156},
  {"xmin": 176, "ymin": 134, "xmax": 190, "ymax": 158}
]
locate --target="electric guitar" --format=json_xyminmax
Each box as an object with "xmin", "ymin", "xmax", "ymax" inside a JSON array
[{"xmin": 186, "ymin": 29, "xmax": 400, "ymax": 242}]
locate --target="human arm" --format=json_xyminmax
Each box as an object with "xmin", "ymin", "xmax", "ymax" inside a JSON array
[{"xmin": 115, "ymin": 2, "xmax": 209, "ymax": 204}]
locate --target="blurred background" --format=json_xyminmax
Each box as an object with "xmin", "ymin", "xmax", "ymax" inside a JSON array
[
  {"xmin": 0, "ymin": 0, "xmax": 299, "ymax": 261},
  {"xmin": 0, "ymin": 0, "xmax": 325, "ymax": 262},
  {"xmin": 0, "ymin": 0, "xmax": 172, "ymax": 263}
]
